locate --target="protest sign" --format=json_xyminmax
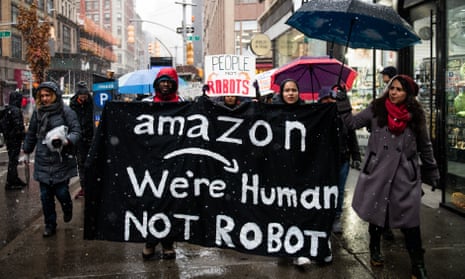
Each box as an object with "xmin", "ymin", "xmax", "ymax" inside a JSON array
[
  {"xmin": 84, "ymin": 98, "xmax": 339, "ymax": 261},
  {"xmin": 204, "ymin": 54, "xmax": 256, "ymax": 97}
]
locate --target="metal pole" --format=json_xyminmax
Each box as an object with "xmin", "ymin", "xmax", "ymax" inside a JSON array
[
  {"xmin": 29, "ymin": 74, "xmax": 33, "ymax": 117},
  {"xmin": 182, "ymin": 0, "xmax": 187, "ymax": 65}
]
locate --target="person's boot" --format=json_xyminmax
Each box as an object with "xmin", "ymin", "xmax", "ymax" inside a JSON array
[
  {"xmin": 409, "ymin": 249, "xmax": 428, "ymax": 279},
  {"xmin": 5, "ymin": 180, "xmax": 23, "ymax": 190},
  {"xmin": 369, "ymin": 239, "xmax": 384, "ymax": 266},
  {"xmin": 369, "ymin": 224, "xmax": 384, "ymax": 266},
  {"xmin": 14, "ymin": 177, "xmax": 27, "ymax": 187}
]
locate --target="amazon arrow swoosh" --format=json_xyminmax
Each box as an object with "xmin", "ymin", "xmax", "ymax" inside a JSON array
[{"xmin": 163, "ymin": 147, "xmax": 239, "ymax": 173}]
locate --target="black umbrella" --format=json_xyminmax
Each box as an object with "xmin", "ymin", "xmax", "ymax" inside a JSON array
[
  {"xmin": 286, "ymin": 0, "xmax": 421, "ymax": 88},
  {"xmin": 286, "ymin": 0, "xmax": 421, "ymax": 51}
]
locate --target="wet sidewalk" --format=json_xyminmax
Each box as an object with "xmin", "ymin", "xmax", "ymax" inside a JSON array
[{"xmin": 0, "ymin": 161, "xmax": 464, "ymax": 278}]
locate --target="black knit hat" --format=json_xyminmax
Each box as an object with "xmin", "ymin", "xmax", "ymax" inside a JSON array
[
  {"xmin": 380, "ymin": 66, "xmax": 397, "ymax": 78},
  {"xmin": 76, "ymin": 81, "xmax": 89, "ymax": 95}
]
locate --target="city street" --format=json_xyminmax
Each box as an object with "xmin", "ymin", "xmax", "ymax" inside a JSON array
[{"xmin": 0, "ymin": 146, "xmax": 464, "ymax": 278}]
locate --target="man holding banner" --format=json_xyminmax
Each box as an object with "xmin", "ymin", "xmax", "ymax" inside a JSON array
[{"xmin": 143, "ymin": 67, "xmax": 184, "ymax": 260}]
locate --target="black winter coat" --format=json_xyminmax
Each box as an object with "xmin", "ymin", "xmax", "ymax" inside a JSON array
[
  {"xmin": 3, "ymin": 92, "xmax": 25, "ymax": 145},
  {"xmin": 23, "ymin": 102, "xmax": 81, "ymax": 185},
  {"xmin": 70, "ymin": 93, "xmax": 94, "ymax": 144}
]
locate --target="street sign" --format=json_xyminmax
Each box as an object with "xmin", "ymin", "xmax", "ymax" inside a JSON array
[
  {"xmin": 0, "ymin": 30, "xmax": 11, "ymax": 38},
  {"xmin": 187, "ymin": 35, "xmax": 200, "ymax": 41},
  {"xmin": 176, "ymin": 27, "xmax": 195, "ymax": 34}
]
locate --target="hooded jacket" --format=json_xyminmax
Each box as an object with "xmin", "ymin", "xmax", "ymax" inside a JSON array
[{"xmin": 153, "ymin": 68, "xmax": 180, "ymax": 102}]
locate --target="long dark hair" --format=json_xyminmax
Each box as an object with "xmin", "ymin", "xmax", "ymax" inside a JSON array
[{"xmin": 372, "ymin": 75, "xmax": 426, "ymax": 136}]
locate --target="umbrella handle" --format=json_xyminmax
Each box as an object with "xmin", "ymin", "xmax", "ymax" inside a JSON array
[{"xmin": 338, "ymin": 18, "xmax": 357, "ymax": 86}]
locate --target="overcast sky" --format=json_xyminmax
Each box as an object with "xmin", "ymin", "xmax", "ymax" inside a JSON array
[{"xmin": 135, "ymin": 0, "xmax": 192, "ymax": 64}]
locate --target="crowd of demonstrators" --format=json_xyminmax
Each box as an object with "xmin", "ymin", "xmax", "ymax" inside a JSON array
[
  {"xmin": 336, "ymin": 75, "xmax": 439, "ymax": 279},
  {"xmin": 22, "ymin": 81, "xmax": 81, "ymax": 238},
  {"xmin": 2, "ymin": 91, "xmax": 27, "ymax": 190},
  {"xmin": 70, "ymin": 81, "xmax": 94, "ymax": 199},
  {"xmin": 142, "ymin": 67, "xmax": 182, "ymax": 261},
  {"xmin": 318, "ymin": 87, "xmax": 361, "ymax": 233}
]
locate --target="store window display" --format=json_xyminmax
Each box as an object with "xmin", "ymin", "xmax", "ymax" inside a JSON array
[{"xmin": 446, "ymin": 3, "xmax": 465, "ymax": 212}]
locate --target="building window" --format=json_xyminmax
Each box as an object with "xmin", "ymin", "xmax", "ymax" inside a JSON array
[
  {"xmin": 11, "ymin": 5, "xmax": 19, "ymax": 23},
  {"xmin": 62, "ymin": 25, "xmax": 71, "ymax": 52},
  {"xmin": 12, "ymin": 35, "xmax": 22, "ymax": 59}
]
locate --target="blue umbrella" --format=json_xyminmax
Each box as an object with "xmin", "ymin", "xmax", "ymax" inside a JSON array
[
  {"xmin": 118, "ymin": 69, "xmax": 159, "ymax": 94},
  {"xmin": 286, "ymin": 0, "xmax": 421, "ymax": 51},
  {"xmin": 118, "ymin": 68, "xmax": 187, "ymax": 94}
]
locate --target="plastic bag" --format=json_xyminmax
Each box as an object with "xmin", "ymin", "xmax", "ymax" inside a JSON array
[{"xmin": 42, "ymin": 125, "xmax": 68, "ymax": 153}]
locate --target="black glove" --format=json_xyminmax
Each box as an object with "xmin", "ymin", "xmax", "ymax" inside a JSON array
[
  {"xmin": 334, "ymin": 85, "xmax": 347, "ymax": 101},
  {"xmin": 335, "ymin": 87, "xmax": 352, "ymax": 113},
  {"xmin": 202, "ymin": 84, "xmax": 209, "ymax": 95},
  {"xmin": 431, "ymin": 179, "xmax": 440, "ymax": 192},
  {"xmin": 351, "ymin": 160, "xmax": 361, "ymax": 170}
]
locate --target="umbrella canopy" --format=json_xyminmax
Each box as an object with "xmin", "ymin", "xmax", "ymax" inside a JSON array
[
  {"xmin": 286, "ymin": 0, "xmax": 421, "ymax": 51},
  {"xmin": 118, "ymin": 69, "xmax": 160, "ymax": 94},
  {"xmin": 118, "ymin": 68, "xmax": 187, "ymax": 94},
  {"xmin": 270, "ymin": 56, "xmax": 358, "ymax": 101}
]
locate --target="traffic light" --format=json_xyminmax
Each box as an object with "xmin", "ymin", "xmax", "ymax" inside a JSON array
[
  {"xmin": 154, "ymin": 41, "xmax": 160, "ymax": 57},
  {"xmin": 127, "ymin": 25, "xmax": 135, "ymax": 43},
  {"xmin": 148, "ymin": 43, "xmax": 154, "ymax": 56},
  {"xmin": 186, "ymin": 42, "xmax": 194, "ymax": 65}
]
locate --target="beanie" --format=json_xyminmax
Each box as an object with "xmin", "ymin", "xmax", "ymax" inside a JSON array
[{"xmin": 397, "ymin": 74, "xmax": 419, "ymax": 96}]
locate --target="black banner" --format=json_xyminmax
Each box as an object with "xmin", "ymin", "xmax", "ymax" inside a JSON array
[{"xmin": 84, "ymin": 97, "xmax": 340, "ymax": 261}]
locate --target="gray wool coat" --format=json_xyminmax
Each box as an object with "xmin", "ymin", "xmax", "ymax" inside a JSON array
[
  {"xmin": 23, "ymin": 104, "xmax": 81, "ymax": 185},
  {"xmin": 341, "ymin": 104, "xmax": 439, "ymax": 229}
]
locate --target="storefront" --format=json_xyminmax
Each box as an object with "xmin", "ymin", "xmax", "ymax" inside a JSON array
[
  {"xmin": 400, "ymin": 0, "xmax": 465, "ymax": 216},
  {"xmin": 259, "ymin": 0, "xmax": 465, "ymax": 215}
]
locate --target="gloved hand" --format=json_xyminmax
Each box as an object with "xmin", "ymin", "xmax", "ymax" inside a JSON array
[
  {"xmin": 334, "ymin": 86, "xmax": 352, "ymax": 113},
  {"xmin": 202, "ymin": 84, "xmax": 210, "ymax": 95},
  {"xmin": 351, "ymin": 160, "xmax": 362, "ymax": 170},
  {"xmin": 334, "ymin": 85, "xmax": 347, "ymax": 101}
]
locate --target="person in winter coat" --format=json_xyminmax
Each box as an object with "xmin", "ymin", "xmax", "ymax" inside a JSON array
[
  {"xmin": 23, "ymin": 81, "xmax": 81, "ymax": 237},
  {"xmin": 142, "ymin": 67, "xmax": 183, "ymax": 260},
  {"xmin": 336, "ymin": 75, "xmax": 439, "ymax": 279},
  {"xmin": 3, "ymin": 91, "xmax": 27, "ymax": 189},
  {"xmin": 70, "ymin": 81, "xmax": 94, "ymax": 198},
  {"xmin": 318, "ymin": 87, "xmax": 361, "ymax": 233}
]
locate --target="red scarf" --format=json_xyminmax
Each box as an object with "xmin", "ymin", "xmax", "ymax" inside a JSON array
[{"xmin": 385, "ymin": 99, "xmax": 411, "ymax": 135}]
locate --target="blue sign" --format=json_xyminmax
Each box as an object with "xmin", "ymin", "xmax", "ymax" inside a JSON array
[
  {"xmin": 92, "ymin": 81, "xmax": 116, "ymax": 91},
  {"xmin": 94, "ymin": 91, "xmax": 112, "ymax": 108}
]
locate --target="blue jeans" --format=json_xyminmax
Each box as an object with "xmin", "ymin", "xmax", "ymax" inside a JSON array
[
  {"xmin": 336, "ymin": 161, "xmax": 350, "ymax": 218},
  {"xmin": 40, "ymin": 180, "xmax": 72, "ymax": 229}
]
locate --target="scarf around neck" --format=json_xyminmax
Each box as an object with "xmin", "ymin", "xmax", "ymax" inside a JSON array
[
  {"xmin": 37, "ymin": 101, "xmax": 64, "ymax": 139},
  {"xmin": 385, "ymin": 98, "xmax": 411, "ymax": 135}
]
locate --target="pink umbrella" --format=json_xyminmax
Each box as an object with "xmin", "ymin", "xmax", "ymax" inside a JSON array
[{"xmin": 270, "ymin": 56, "xmax": 358, "ymax": 101}]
